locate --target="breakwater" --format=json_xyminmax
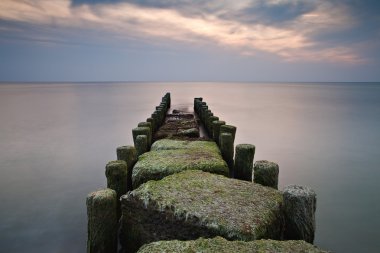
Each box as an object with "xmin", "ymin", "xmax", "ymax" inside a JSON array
[{"xmin": 86, "ymin": 93, "xmax": 324, "ymax": 253}]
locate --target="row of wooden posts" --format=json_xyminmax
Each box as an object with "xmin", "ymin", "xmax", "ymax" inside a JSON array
[
  {"xmin": 87, "ymin": 94, "xmax": 317, "ymax": 253},
  {"xmin": 194, "ymin": 97, "xmax": 316, "ymax": 243},
  {"xmin": 86, "ymin": 93, "xmax": 171, "ymax": 253},
  {"xmin": 194, "ymin": 97, "xmax": 279, "ymax": 188}
]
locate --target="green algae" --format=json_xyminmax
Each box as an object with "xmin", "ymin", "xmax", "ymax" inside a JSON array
[
  {"xmin": 116, "ymin": 146, "xmax": 137, "ymax": 191},
  {"xmin": 253, "ymin": 160, "xmax": 279, "ymax": 190},
  {"xmin": 212, "ymin": 121, "xmax": 226, "ymax": 145},
  {"xmin": 132, "ymin": 150, "xmax": 228, "ymax": 189},
  {"xmin": 123, "ymin": 170, "xmax": 284, "ymax": 249},
  {"xmin": 132, "ymin": 140, "xmax": 228, "ymax": 188},
  {"xmin": 135, "ymin": 135, "xmax": 148, "ymax": 157},
  {"xmin": 105, "ymin": 160, "xmax": 128, "ymax": 200},
  {"xmin": 220, "ymin": 133, "xmax": 234, "ymax": 172},
  {"xmin": 151, "ymin": 139, "xmax": 220, "ymax": 152},
  {"xmin": 137, "ymin": 236, "xmax": 328, "ymax": 253},
  {"xmin": 86, "ymin": 189, "xmax": 117, "ymax": 253},
  {"xmin": 154, "ymin": 117, "xmax": 199, "ymax": 140},
  {"xmin": 177, "ymin": 128, "xmax": 199, "ymax": 137},
  {"xmin": 234, "ymin": 144, "xmax": 255, "ymax": 181}
]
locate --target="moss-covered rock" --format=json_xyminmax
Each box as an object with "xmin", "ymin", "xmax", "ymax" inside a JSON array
[
  {"xmin": 132, "ymin": 140, "xmax": 228, "ymax": 188},
  {"xmin": 121, "ymin": 170, "xmax": 284, "ymax": 252},
  {"xmin": 150, "ymin": 139, "xmax": 219, "ymax": 152},
  {"xmin": 154, "ymin": 112, "xmax": 199, "ymax": 140},
  {"xmin": 137, "ymin": 236, "xmax": 328, "ymax": 253},
  {"xmin": 177, "ymin": 127, "xmax": 199, "ymax": 137}
]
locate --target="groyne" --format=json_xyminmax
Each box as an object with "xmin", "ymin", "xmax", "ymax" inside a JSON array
[{"xmin": 86, "ymin": 93, "xmax": 323, "ymax": 253}]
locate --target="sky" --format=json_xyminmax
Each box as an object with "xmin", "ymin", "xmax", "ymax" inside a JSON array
[{"xmin": 0, "ymin": 0, "xmax": 379, "ymax": 82}]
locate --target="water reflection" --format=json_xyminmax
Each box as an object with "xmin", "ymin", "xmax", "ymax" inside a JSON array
[{"xmin": 0, "ymin": 82, "xmax": 379, "ymax": 252}]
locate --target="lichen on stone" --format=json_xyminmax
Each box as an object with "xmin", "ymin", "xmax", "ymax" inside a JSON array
[
  {"xmin": 132, "ymin": 140, "xmax": 228, "ymax": 188},
  {"xmin": 137, "ymin": 236, "xmax": 329, "ymax": 253},
  {"xmin": 151, "ymin": 139, "xmax": 219, "ymax": 152},
  {"xmin": 122, "ymin": 170, "xmax": 284, "ymax": 251}
]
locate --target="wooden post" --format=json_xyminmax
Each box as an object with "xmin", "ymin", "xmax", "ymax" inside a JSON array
[
  {"xmin": 138, "ymin": 122, "xmax": 152, "ymax": 145},
  {"xmin": 253, "ymin": 160, "xmax": 279, "ymax": 189},
  {"xmin": 132, "ymin": 127, "xmax": 151, "ymax": 148},
  {"xmin": 135, "ymin": 135, "xmax": 148, "ymax": 157},
  {"xmin": 220, "ymin": 132, "xmax": 234, "ymax": 176},
  {"xmin": 212, "ymin": 120, "xmax": 226, "ymax": 145},
  {"xmin": 219, "ymin": 125, "xmax": 237, "ymax": 144},
  {"xmin": 116, "ymin": 146, "xmax": 137, "ymax": 191},
  {"xmin": 86, "ymin": 189, "xmax": 117, "ymax": 253},
  {"xmin": 234, "ymin": 144, "xmax": 255, "ymax": 181},
  {"xmin": 207, "ymin": 116, "xmax": 219, "ymax": 138},
  {"xmin": 283, "ymin": 185, "xmax": 316, "ymax": 243},
  {"xmin": 146, "ymin": 118, "xmax": 155, "ymax": 134},
  {"xmin": 105, "ymin": 160, "xmax": 128, "ymax": 200}
]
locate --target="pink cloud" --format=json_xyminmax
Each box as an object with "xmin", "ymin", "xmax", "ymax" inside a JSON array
[{"xmin": 0, "ymin": 0, "xmax": 364, "ymax": 64}]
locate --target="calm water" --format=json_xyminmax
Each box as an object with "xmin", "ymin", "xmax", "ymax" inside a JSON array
[{"xmin": 0, "ymin": 82, "xmax": 379, "ymax": 252}]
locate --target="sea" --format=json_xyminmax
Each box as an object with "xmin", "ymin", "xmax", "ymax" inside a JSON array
[{"xmin": 0, "ymin": 82, "xmax": 379, "ymax": 252}]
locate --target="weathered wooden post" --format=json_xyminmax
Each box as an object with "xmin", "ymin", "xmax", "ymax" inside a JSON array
[
  {"xmin": 155, "ymin": 107, "xmax": 164, "ymax": 125},
  {"xmin": 195, "ymin": 100, "xmax": 202, "ymax": 113},
  {"xmin": 283, "ymin": 185, "xmax": 316, "ymax": 243},
  {"xmin": 167, "ymin": 92, "xmax": 171, "ymax": 107},
  {"xmin": 152, "ymin": 112, "xmax": 159, "ymax": 130},
  {"xmin": 86, "ymin": 189, "xmax": 117, "ymax": 253},
  {"xmin": 219, "ymin": 125, "xmax": 236, "ymax": 144},
  {"xmin": 204, "ymin": 110, "xmax": 213, "ymax": 133},
  {"xmin": 105, "ymin": 160, "xmax": 128, "ymax": 200},
  {"xmin": 116, "ymin": 146, "xmax": 137, "ymax": 191},
  {"xmin": 234, "ymin": 144, "xmax": 255, "ymax": 181},
  {"xmin": 199, "ymin": 102, "xmax": 207, "ymax": 119},
  {"xmin": 220, "ymin": 132, "xmax": 234, "ymax": 176},
  {"xmin": 138, "ymin": 122, "xmax": 152, "ymax": 145},
  {"xmin": 253, "ymin": 160, "xmax": 279, "ymax": 189},
  {"xmin": 159, "ymin": 102, "xmax": 167, "ymax": 112},
  {"xmin": 207, "ymin": 116, "xmax": 219, "ymax": 138},
  {"xmin": 135, "ymin": 135, "xmax": 148, "ymax": 157},
  {"xmin": 212, "ymin": 120, "xmax": 226, "ymax": 145},
  {"xmin": 146, "ymin": 118, "xmax": 155, "ymax": 134},
  {"xmin": 201, "ymin": 105, "xmax": 208, "ymax": 124},
  {"xmin": 158, "ymin": 107, "xmax": 166, "ymax": 125},
  {"xmin": 194, "ymin": 97, "xmax": 202, "ymax": 111},
  {"xmin": 132, "ymin": 127, "xmax": 151, "ymax": 148}
]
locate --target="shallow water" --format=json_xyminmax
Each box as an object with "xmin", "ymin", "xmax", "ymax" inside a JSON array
[{"xmin": 0, "ymin": 82, "xmax": 379, "ymax": 252}]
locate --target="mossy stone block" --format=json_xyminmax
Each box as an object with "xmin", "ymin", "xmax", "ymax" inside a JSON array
[
  {"xmin": 151, "ymin": 139, "xmax": 220, "ymax": 152},
  {"xmin": 177, "ymin": 128, "xmax": 199, "ymax": 137},
  {"xmin": 122, "ymin": 170, "xmax": 284, "ymax": 252},
  {"xmin": 137, "ymin": 236, "xmax": 328, "ymax": 253},
  {"xmin": 132, "ymin": 140, "xmax": 229, "ymax": 188}
]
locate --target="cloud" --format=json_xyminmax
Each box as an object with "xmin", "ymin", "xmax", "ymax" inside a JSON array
[{"xmin": 0, "ymin": 0, "xmax": 365, "ymax": 63}]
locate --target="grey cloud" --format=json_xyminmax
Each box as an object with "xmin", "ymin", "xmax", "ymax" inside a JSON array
[{"xmin": 71, "ymin": 0, "xmax": 319, "ymax": 27}]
